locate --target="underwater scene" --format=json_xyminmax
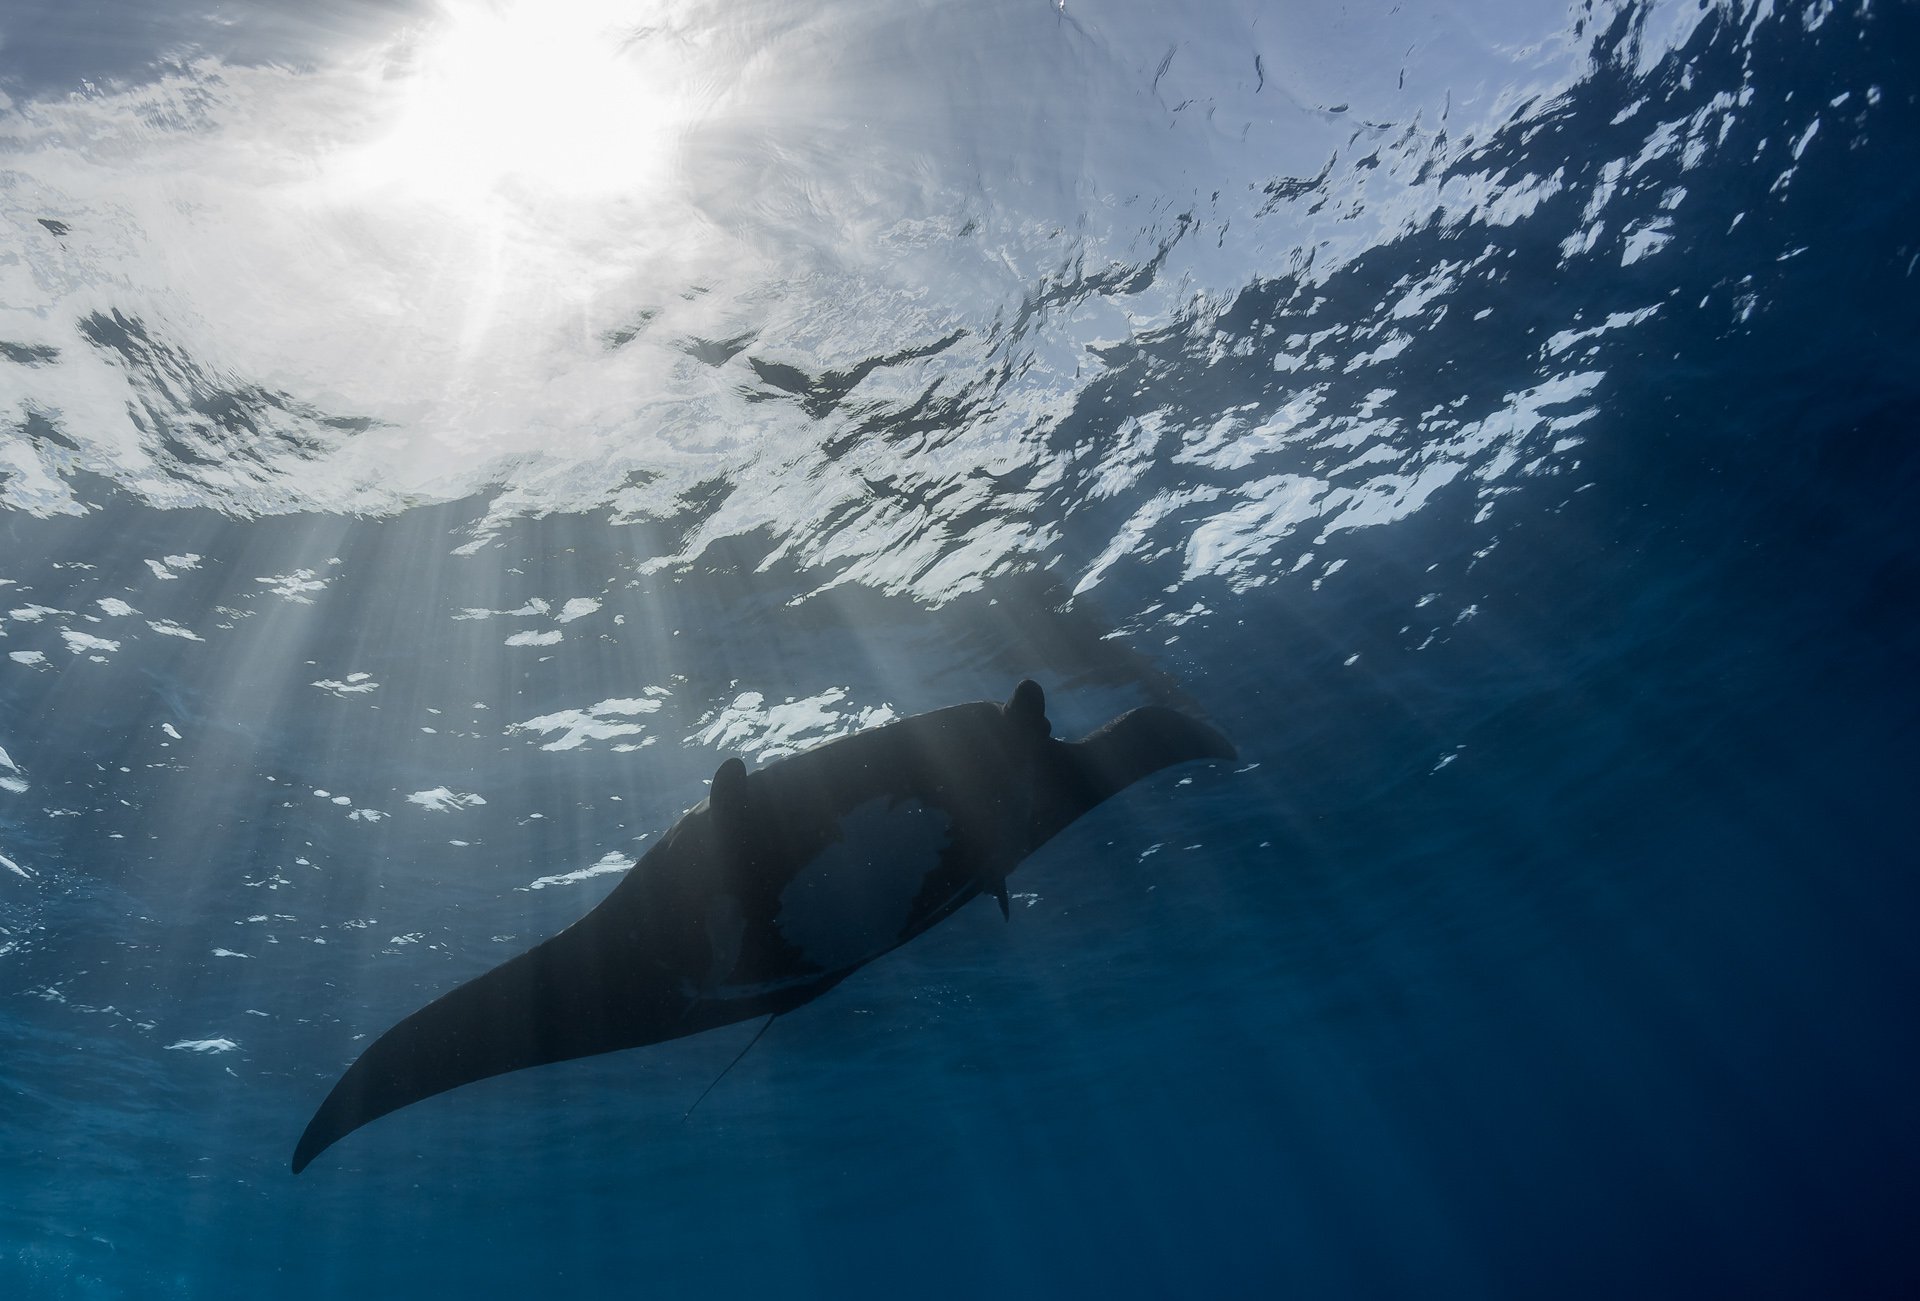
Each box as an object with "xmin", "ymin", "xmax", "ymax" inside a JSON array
[{"xmin": 3, "ymin": 0, "xmax": 1917, "ymax": 1296}]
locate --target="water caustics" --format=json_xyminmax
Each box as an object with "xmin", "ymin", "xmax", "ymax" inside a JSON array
[{"xmin": 4, "ymin": 1, "xmax": 1818, "ymax": 582}]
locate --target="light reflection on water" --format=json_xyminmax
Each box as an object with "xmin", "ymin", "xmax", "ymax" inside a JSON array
[{"xmin": 7, "ymin": 0, "xmax": 1633, "ymax": 563}]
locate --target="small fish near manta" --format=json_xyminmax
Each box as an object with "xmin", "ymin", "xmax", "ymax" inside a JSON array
[{"xmin": 292, "ymin": 680, "xmax": 1234, "ymax": 1172}]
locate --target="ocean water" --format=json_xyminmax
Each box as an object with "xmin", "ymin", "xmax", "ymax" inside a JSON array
[{"xmin": 3, "ymin": 0, "xmax": 1917, "ymax": 1296}]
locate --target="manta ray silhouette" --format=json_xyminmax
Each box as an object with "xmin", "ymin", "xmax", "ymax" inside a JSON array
[{"xmin": 292, "ymin": 680, "xmax": 1234, "ymax": 1172}]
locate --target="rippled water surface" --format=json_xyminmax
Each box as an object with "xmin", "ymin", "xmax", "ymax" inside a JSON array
[{"xmin": 4, "ymin": 1, "xmax": 1918, "ymax": 1297}]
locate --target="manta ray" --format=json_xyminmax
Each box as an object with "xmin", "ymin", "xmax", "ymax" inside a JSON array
[{"xmin": 293, "ymin": 680, "xmax": 1233, "ymax": 1172}]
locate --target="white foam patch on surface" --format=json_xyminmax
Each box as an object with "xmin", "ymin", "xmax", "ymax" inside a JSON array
[
  {"xmin": 143, "ymin": 554, "xmax": 202, "ymax": 579},
  {"xmin": 693, "ymin": 688, "xmax": 897, "ymax": 763},
  {"xmin": 522, "ymin": 850, "xmax": 635, "ymax": 892},
  {"xmin": 313, "ymin": 673, "xmax": 378, "ymax": 697},
  {"xmin": 96, "ymin": 597, "xmax": 137, "ymax": 616},
  {"xmin": 456, "ymin": 597, "xmax": 599, "ymax": 624},
  {"xmin": 8, "ymin": 651, "xmax": 47, "ymax": 666},
  {"xmin": 1546, "ymin": 306, "xmax": 1662, "ymax": 357},
  {"xmin": 1, "ymin": 852, "xmax": 31, "ymax": 879},
  {"xmin": 146, "ymin": 620, "xmax": 205, "ymax": 641},
  {"xmin": 60, "ymin": 629, "xmax": 119, "ymax": 655},
  {"xmin": 255, "ymin": 570, "xmax": 329, "ymax": 603},
  {"xmin": 511, "ymin": 696, "xmax": 662, "ymax": 751},
  {"xmin": 1621, "ymin": 219, "xmax": 1674, "ymax": 266},
  {"xmin": 406, "ymin": 787, "xmax": 487, "ymax": 812},
  {"xmin": 504, "ymin": 629, "xmax": 562, "ymax": 647},
  {"xmin": 165, "ymin": 1038, "xmax": 238, "ymax": 1053}
]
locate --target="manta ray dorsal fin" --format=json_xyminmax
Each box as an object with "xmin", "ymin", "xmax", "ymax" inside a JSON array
[
  {"xmin": 1002, "ymin": 679, "xmax": 1051, "ymax": 739},
  {"xmin": 986, "ymin": 875, "xmax": 1011, "ymax": 921},
  {"xmin": 710, "ymin": 756, "xmax": 749, "ymax": 826}
]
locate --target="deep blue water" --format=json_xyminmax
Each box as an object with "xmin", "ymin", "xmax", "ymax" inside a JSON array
[{"xmin": 3, "ymin": 1, "xmax": 1918, "ymax": 1297}]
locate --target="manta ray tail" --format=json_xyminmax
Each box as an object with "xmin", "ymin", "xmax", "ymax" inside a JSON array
[{"xmin": 681, "ymin": 1014, "xmax": 777, "ymax": 1123}]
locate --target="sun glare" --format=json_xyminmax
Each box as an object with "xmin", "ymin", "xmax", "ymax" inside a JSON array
[{"xmin": 335, "ymin": 1, "xmax": 689, "ymax": 209}]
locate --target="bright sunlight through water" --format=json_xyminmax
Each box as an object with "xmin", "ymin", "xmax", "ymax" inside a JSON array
[{"xmin": 330, "ymin": 1, "xmax": 697, "ymax": 207}]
